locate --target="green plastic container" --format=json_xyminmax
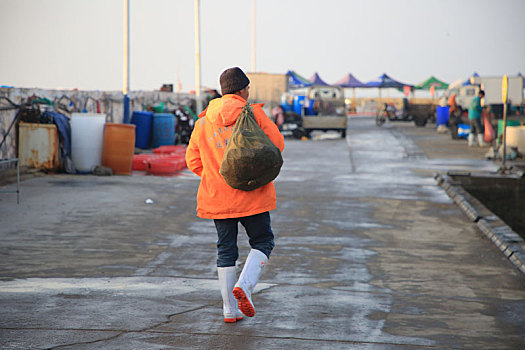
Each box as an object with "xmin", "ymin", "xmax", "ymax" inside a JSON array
[
  {"xmin": 153, "ymin": 102, "xmax": 165, "ymax": 113},
  {"xmin": 498, "ymin": 120, "xmax": 521, "ymax": 136}
]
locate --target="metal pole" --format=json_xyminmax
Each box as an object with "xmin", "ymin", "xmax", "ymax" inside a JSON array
[
  {"xmin": 502, "ymin": 101, "xmax": 508, "ymax": 169},
  {"xmin": 251, "ymin": 0, "xmax": 256, "ymax": 73},
  {"xmin": 501, "ymin": 75, "xmax": 509, "ymax": 170},
  {"xmin": 194, "ymin": 0, "xmax": 202, "ymax": 114},
  {"xmin": 16, "ymin": 157, "xmax": 20, "ymax": 204},
  {"xmin": 123, "ymin": 0, "xmax": 131, "ymax": 123},
  {"xmin": 352, "ymin": 87, "xmax": 356, "ymax": 113}
]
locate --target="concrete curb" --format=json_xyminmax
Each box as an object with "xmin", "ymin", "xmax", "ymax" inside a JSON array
[{"xmin": 435, "ymin": 173, "xmax": 525, "ymax": 275}]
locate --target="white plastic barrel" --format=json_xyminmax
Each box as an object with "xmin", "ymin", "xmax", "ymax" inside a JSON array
[
  {"xmin": 506, "ymin": 126, "xmax": 520, "ymax": 148},
  {"xmin": 71, "ymin": 113, "xmax": 106, "ymax": 173}
]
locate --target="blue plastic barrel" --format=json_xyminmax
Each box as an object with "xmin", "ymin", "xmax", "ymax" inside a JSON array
[
  {"xmin": 293, "ymin": 95, "xmax": 306, "ymax": 115},
  {"xmin": 280, "ymin": 95, "xmax": 293, "ymax": 113},
  {"xmin": 131, "ymin": 111, "xmax": 153, "ymax": 149},
  {"xmin": 152, "ymin": 113, "xmax": 175, "ymax": 148},
  {"xmin": 436, "ymin": 106, "xmax": 449, "ymax": 127},
  {"xmin": 304, "ymin": 99, "xmax": 316, "ymax": 116}
]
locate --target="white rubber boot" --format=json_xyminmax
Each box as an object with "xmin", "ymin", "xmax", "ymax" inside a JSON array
[
  {"xmin": 217, "ymin": 266, "xmax": 243, "ymax": 323},
  {"xmin": 468, "ymin": 133, "xmax": 476, "ymax": 147},
  {"xmin": 477, "ymin": 134, "xmax": 487, "ymax": 147},
  {"xmin": 233, "ymin": 249, "xmax": 268, "ymax": 317}
]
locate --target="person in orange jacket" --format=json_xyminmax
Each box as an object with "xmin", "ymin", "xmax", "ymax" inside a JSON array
[{"xmin": 185, "ymin": 67, "xmax": 285, "ymax": 323}]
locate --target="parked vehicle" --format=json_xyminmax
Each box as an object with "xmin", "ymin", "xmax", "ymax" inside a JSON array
[
  {"xmin": 376, "ymin": 100, "xmax": 434, "ymax": 127},
  {"xmin": 440, "ymin": 76, "xmax": 523, "ymax": 118},
  {"xmin": 408, "ymin": 103, "xmax": 435, "ymax": 127},
  {"xmin": 246, "ymin": 72, "xmax": 348, "ymax": 139},
  {"xmin": 281, "ymin": 86, "xmax": 347, "ymax": 138}
]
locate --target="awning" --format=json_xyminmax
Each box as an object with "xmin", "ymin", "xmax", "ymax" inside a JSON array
[
  {"xmin": 334, "ymin": 73, "xmax": 367, "ymax": 88},
  {"xmin": 365, "ymin": 73, "xmax": 413, "ymax": 88},
  {"xmin": 286, "ymin": 70, "xmax": 312, "ymax": 88},
  {"xmin": 309, "ymin": 72, "xmax": 330, "ymax": 86},
  {"xmin": 414, "ymin": 76, "xmax": 449, "ymax": 90}
]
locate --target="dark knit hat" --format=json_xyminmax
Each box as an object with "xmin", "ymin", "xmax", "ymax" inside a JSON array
[{"xmin": 220, "ymin": 67, "xmax": 250, "ymax": 95}]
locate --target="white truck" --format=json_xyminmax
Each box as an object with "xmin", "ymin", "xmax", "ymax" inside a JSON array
[
  {"xmin": 247, "ymin": 72, "xmax": 348, "ymax": 138},
  {"xmin": 441, "ymin": 76, "xmax": 523, "ymax": 117},
  {"xmin": 471, "ymin": 76, "xmax": 523, "ymax": 107},
  {"xmin": 298, "ymin": 85, "xmax": 347, "ymax": 138}
]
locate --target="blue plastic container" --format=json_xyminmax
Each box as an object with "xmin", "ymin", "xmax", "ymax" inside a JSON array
[
  {"xmin": 131, "ymin": 111, "xmax": 153, "ymax": 149},
  {"xmin": 280, "ymin": 95, "xmax": 293, "ymax": 113},
  {"xmin": 304, "ymin": 99, "xmax": 316, "ymax": 116},
  {"xmin": 152, "ymin": 113, "xmax": 175, "ymax": 148},
  {"xmin": 458, "ymin": 124, "xmax": 470, "ymax": 139},
  {"xmin": 293, "ymin": 95, "xmax": 306, "ymax": 115},
  {"xmin": 436, "ymin": 106, "xmax": 449, "ymax": 127}
]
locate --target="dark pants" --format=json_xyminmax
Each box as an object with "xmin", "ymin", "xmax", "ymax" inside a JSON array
[
  {"xmin": 469, "ymin": 117, "xmax": 483, "ymax": 136},
  {"xmin": 449, "ymin": 112, "xmax": 462, "ymax": 139},
  {"xmin": 214, "ymin": 212, "xmax": 274, "ymax": 267}
]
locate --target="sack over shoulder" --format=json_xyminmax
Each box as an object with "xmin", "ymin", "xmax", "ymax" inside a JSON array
[{"xmin": 219, "ymin": 103, "xmax": 283, "ymax": 191}]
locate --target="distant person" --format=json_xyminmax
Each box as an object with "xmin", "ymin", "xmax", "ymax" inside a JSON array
[
  {"xmin": 199, "ymin": 90, "xmax": 222, "ymax": 118},
  {"xmin": 468, "ymin": 90, "xmax": 486, "ymax": 147},
  {"xmin": 448, "ymin": 93, "xmax": 461, "ymax": 139},
  {"xmin": 448, "ymin": 93, "xmax": 458, "ymax": 118},
  {"xmin": 271, "ymin": 105, "xmax": 285, "ymax": 130},
  {"xmin": 185, "ymin": 67, "xmax": 285, "ymax": 323},
  {"xmin": 210, "ymin": 89, "xmax": 221, "ymax": 100}
]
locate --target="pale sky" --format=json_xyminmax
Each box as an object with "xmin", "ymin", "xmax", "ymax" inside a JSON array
[{"xmin": 1, "ymin": 0, "xmax": 524, "ymax": 92}]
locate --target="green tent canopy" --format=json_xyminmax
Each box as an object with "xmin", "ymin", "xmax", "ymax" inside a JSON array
[{"xmin": 414, "ymin": 76, "xmax": 449, "ymax": 90}]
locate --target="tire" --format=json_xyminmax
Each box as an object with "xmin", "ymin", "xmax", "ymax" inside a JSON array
[
  {"xmin": 376, "ymin": 113, "xmax": 386, "ymax": 126},
  {"xmin": 414, "ymin": 116, "xmax": 427, "ymax": 127},
  {"xmin": 292, "ymin": 127, "xmax": 306, "ymax": 139},
  {"xmin": 304, "ymin": 129, "xmax": 312, "ymax": 139},
  {"xmin": 341, "ymin": 129, "xmax": 346, "ymax": 138}
]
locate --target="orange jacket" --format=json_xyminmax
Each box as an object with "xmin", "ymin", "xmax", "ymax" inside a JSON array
[
  {"xmin": 448, "ymin": 93, "xmax": 457, "ymax": 107},
  {"xmin": 186, "ymin": 94, "xmax": 285, "ymax": 219}
]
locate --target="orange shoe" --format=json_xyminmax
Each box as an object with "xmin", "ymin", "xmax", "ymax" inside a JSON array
[
  {"xmin": 224, "ymin": 314, "xmax": 244, "ymax": 323},
  {"xmin": 233, "ymin": 286, "xmax": 255, "ymax": 317},
  {"xmin": 233, "ymin": 249, "xmax": 268, "ymax": 318}
]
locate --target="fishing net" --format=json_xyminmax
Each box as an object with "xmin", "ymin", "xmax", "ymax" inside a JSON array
[{"xmin": 219, "ymin": 104, "xmax": 283, "ymax": 191}]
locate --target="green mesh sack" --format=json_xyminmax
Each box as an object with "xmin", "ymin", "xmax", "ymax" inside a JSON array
[{"xmin": 219, "ymin": 103, "xmax": 283, "ymax": 191}]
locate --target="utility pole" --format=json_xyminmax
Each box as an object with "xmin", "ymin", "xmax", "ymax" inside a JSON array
[
  {"xmin": 123, "ymin": 0, "xmax": 130, "ymax": 123},
  {"xmin": 251, "ymin": 0, "xmax": 256, "ymax": 73},
  {"xmin": 194, "ymin": 0, "xmax": 202, "ymax": 114}
]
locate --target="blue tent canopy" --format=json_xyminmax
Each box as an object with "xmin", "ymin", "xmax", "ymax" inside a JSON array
[
  {"xmin": 334, "ymin": 73, "xmax": 367, "ymax": 88},
  {"xmin": 365, "ymin": 73, "xmax": 412, "ymax": 88},
  {"xmin": 309, "ymin": 72, "xmax": 330, "ymax": 86},
  {"xmin": 286, "ymin": 70, "xmax": 312, "ymax": 88},
  {"xmin": 462, "ymin": 72, "xmax": 480, "ymax": 86}
]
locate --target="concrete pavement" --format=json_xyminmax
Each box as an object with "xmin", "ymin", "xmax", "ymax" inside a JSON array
[{"xmin": 1, "ymin": 116, "xmax": 524, "ymax": 349}]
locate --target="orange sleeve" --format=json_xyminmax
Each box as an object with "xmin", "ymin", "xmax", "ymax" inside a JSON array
[
  {"xmin": 253, "ymin": 104, "xmax": 285, "ymax": 152},
  {"xmin": 185, "ymin": 119, "xmax": 203, "ymax": 176}
]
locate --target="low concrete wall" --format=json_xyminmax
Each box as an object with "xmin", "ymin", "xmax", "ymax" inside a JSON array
[{"xmin": 0, "ymin": 87, "xmax": 195, "ymax": 166}]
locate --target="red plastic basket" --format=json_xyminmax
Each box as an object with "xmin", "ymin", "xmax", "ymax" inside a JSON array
[
  {"xmin": 132, "ymin": 154, "xmax": 153, "ymax": 171},
  {"xmin": 133, "ymin": 153, "xmax": 172, "ymax": 171},
  {"xmin": 146, "ymin": 157, "xmax": 186, "ymax": 175},
  {"xmin": 153, "ymin": 145, "xmax": 187, "ymax": 155}
]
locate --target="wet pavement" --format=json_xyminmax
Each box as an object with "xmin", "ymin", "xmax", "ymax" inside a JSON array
[{"xmin": 1, "ymin": 116, "xmax": 524, "ymax": 349}]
